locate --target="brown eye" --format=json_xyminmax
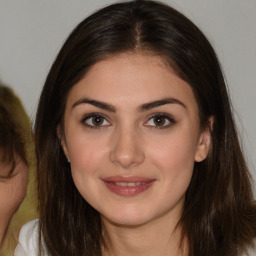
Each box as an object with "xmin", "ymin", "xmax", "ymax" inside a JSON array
[
  {"xmin": 153, "ymin": 116, "xmax": 166, "ymax": 126},
  {"xmin": 92, "ymin": 116, "xmax": 104, "ymax": 126},
  {"xmin": 82, "ymin": 114, "xmax": 110, "ymax": 128},
  {"xmin": 144, "ymin": 114, "xmax": 175, "ymax": 128}
]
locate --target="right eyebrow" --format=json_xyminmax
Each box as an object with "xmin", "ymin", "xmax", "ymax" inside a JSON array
[{"xmin": 71, "ymin": 97, "xmax": 116, "ymax": 112}]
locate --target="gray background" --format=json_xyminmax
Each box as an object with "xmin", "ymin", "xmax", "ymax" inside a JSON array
[{"xmin": 0, "ymin": 0, "xmax": 255, "ymax": 186}]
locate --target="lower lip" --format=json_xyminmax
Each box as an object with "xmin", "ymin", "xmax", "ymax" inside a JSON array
[{"xmin": 103, "ymin": 181, "xmax": 155, "ymax": 197}]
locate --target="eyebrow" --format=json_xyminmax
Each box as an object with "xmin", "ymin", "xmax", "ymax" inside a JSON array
[
  {"xmin": 72, "ymin": 97, "xmax": 186, "ymax": 112},
  {"xmin": 72, "ymin": 98, "xmax": 116, "ymax": 112},
  {"xmin": 139, "ymin": 98, "xmax": 186, "ymax": 111}
]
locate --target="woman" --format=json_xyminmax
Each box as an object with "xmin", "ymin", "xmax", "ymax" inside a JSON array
[
  {"xmin": 0, "ymin": 84, "xmax": 37, "ymax": 256},
  {"xmin": 15, "ymin": 0, "xmax": 256, "ymax": 255}
]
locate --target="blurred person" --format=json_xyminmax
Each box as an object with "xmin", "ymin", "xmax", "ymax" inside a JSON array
[{"xmin": 0, "ymin": 83, "xmax": 37, "ymax": 256}]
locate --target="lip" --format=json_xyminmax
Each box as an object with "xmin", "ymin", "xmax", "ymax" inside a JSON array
[{"xmin": 101, "ymin": 176, "xmax": 156, "ymax": 197}]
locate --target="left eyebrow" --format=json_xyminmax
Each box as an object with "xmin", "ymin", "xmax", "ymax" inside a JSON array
[{"xmin": 139, "ymin": 98, "xmax": 187, "ymax": 111}]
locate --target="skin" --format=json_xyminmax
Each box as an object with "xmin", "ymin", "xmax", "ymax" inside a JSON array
[
  {"xmin": 60, "ymin": 53, "xmax": 212, "ymax": 256},
  {"xmin": 0, "ymin": 150, "xmax": 28, "ymax": 247}
]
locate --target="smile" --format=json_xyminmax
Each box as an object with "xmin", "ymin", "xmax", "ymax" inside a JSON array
[
  {"xmin": 114, "ymin": 182, "xmax": 147, "ymax": 187},
  {"xmin": 102, "ymin": 176, "xmax": 156, "ymax": 197}
]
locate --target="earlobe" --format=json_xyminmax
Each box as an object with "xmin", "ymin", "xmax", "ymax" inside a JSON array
[
  {"xmin": 194, "ymin": 117, "xmax": 214, "ymax": 162},
  {"xmin": 57, "ymin": 125, "xmax": 70, "ymax": 162}
]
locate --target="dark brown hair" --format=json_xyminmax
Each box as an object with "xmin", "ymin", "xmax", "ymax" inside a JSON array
[
  {"xmin": 35, "ymin": 1, "xmax": 256, "ymax": 255},
  {"xmin": 0, "ymin": 84, "xmax": 30, "ymax": 178}
]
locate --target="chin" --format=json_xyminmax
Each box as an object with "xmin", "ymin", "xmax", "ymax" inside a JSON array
[
  {"xmin": 101, "ymin": 208, "xmax": 154, "ymax": 227},
  {"xmin": 107, "ymin": 217, "xmax": 150, "ymax": 227}
]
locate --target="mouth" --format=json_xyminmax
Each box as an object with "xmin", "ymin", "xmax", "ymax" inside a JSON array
[
  {"xmin": 113, "ymin": 181, "xmax": 148, "ymax": 187},
  {"xmin": 101, "ymin": 176, "xmax": 156, "ymax": 197}
]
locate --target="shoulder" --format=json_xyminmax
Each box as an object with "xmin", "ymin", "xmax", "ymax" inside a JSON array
[
  {"xmin": 243, "ymin": 239, "xmax": 256, "ymax": 256},
  {"xmin": 14, "ymin": 219, "xmax": 48, "ymax": 256}
]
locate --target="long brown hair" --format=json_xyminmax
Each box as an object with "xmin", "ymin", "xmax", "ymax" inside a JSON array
[{"xmin": 35, "ymin": 1, "xmax": 256, "ymax": 255}]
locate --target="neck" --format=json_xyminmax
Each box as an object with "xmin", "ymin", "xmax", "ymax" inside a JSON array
[{"xmin": 101, "ymin": 212, "xmax": 187, "ymax": 256}]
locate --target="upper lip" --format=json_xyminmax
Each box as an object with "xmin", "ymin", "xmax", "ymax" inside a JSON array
[{"xmin": 102, "ymin": 175, "xmax": 156, "ymax": 183}]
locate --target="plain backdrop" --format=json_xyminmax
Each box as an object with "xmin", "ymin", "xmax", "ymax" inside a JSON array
[{"xmin": 0, "ymin": 0, "xmax": 255, "ymax": 185}]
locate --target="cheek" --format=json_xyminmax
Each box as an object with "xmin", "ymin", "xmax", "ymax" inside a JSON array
[
  {"xmin": 67, "ymin": 133, "xmax": 108, "ymax": 201},
  {"xmin": 150, "ymin": 133, "xmax": 196, "ymax": 168},
  {"xmin": 68, "ymin": 139, "xmax": 106, "ymax": 208},
  {"xmin": 68, "ymin": 134, "xmax": 107, "ymax": 173},
  {"xmin": 0, "ymin": 162, "xmax": 28, "ymax": 222},
  {"xmin": 148, "ymin": 127, "xmax": 197, "ymax": 187}
]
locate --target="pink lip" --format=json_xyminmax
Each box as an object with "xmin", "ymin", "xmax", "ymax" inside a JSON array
[{"xmin": 101, "ymin": 176, "xmax": 156, "ymax": 197}]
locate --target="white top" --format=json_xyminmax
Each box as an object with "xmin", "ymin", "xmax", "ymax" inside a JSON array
[
  {"xmin": 15, "ymin": 219, "xmax": 256, "ymax": 256},
  {"xmin": 14, "ymin": 219, "xmax": 48, "ymax": 256}
]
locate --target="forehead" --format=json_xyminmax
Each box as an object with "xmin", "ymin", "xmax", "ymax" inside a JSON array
[{"xmin": 66, "ymin": 53, "xmax": 198, "ymax": 112}]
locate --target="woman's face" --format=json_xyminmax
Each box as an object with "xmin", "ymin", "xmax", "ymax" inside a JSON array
[
  {"xmin": 61, "ymin": 53, "xmax": 211, "ymax": 227},
  {"xmin": 0, "ymin": 151, "xmax": 28, "ymax": 244}
]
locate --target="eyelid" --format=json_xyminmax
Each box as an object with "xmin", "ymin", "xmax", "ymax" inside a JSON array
[
  {"xmin": 80, "ymin": 112, "xmax": 111, "ymax": 128},
  {"xmin": 144, "ymin": 113, "xmax": 176, "ymax": 128}
]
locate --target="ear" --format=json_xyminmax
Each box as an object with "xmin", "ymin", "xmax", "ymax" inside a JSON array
[
  {"xmin": 194, "ymin": 116, "xmax": 214, "ymax": 162},
  {"xmin": 57, "ymin": 125, "xmax": 70, "ymax": 162}
]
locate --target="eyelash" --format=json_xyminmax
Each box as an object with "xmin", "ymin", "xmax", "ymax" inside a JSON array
[
  {"xmin": 80, "ymin": 113, "xmax": 176, "ymax": 129},
  {"xmin": 144, "ymin": 113, "xmax": 176, "ymax": 129},
  {"xmin": 81, "ymin": 113, "xmax": 110, "ymax": 129}
]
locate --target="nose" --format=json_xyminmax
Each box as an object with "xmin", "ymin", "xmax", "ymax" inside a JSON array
[{"xmin": 109, "ymin": 126, "xmax": 145, "ymax": 169}]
